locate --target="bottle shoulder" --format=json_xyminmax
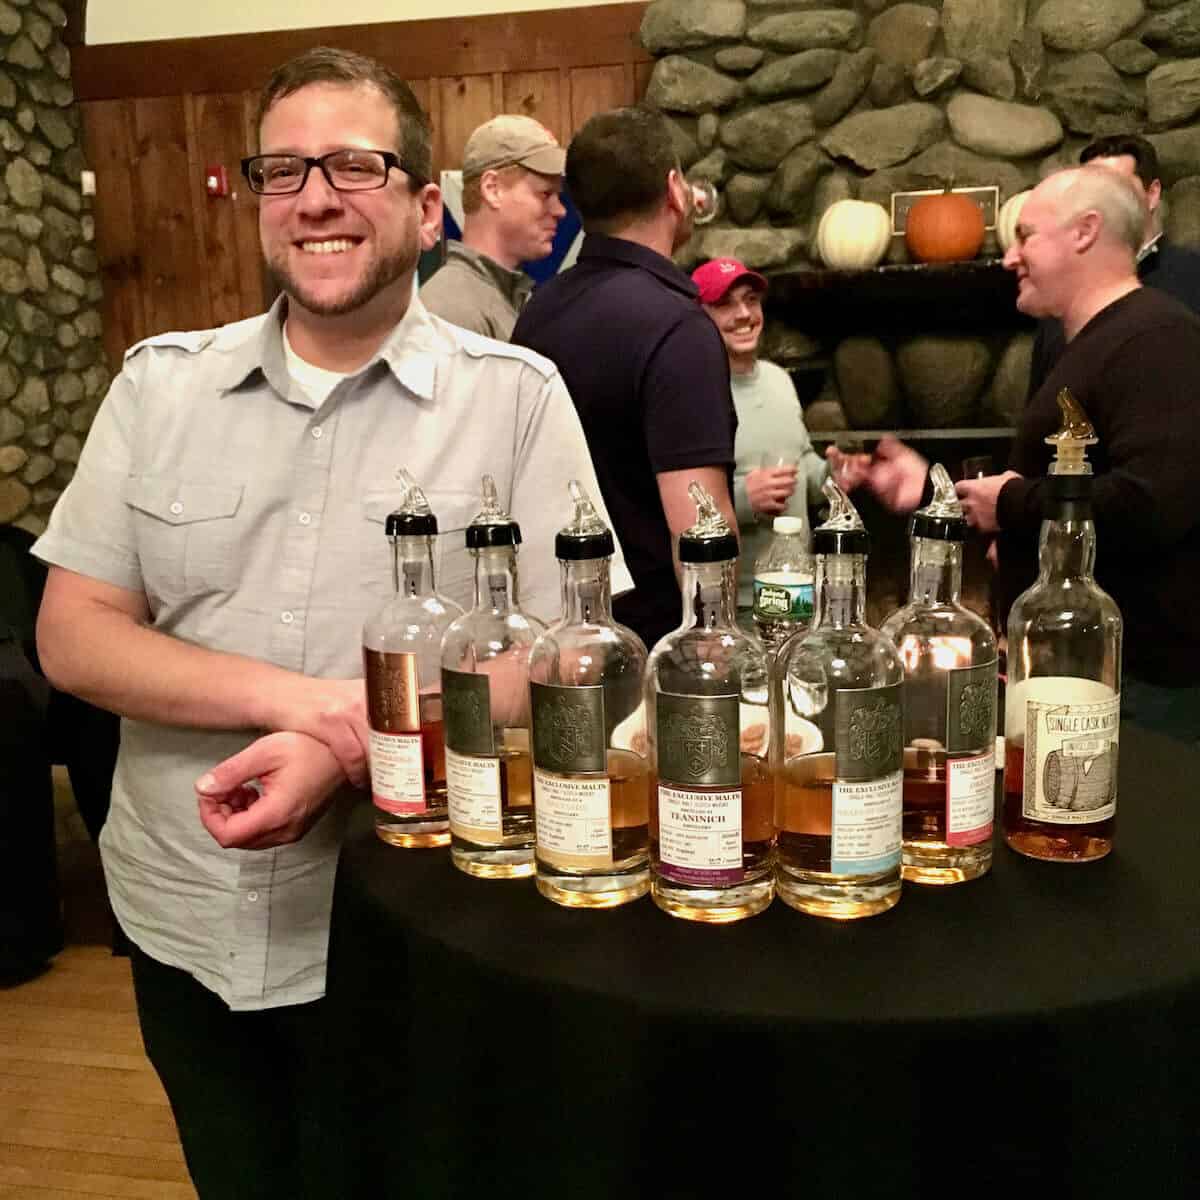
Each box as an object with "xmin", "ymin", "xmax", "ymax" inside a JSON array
[
  {"xmin": 646, "ymin": 625, "xmax": 770, "ymax": 693},
  {"xmin": 880, "ymin": 602, "xmax": 997, "ymax": 659},
  {"xmin": 779, "ymin": 624, "xmax": 904, "ymax": 688}
]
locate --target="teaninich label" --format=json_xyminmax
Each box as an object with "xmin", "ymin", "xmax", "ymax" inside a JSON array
[
  {"xmin": 442, "ymin": 668, "xmax": 495, "ymax": 757},
  {"xmin": 531, "ymin": 682, "xmax": 606, "ymax": 774},
  {"xmin": 657, "ymin": 784, "xmax": 743, "ymax": 886},
  {"xmin": 656, "ymin": 693, "xmax": 740, "ymax": 789}
]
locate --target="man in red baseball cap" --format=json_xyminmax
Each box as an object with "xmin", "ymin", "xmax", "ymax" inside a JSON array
[{"xmin": 692, "ymin": 257, "xmax": 829, "ymax": 613}]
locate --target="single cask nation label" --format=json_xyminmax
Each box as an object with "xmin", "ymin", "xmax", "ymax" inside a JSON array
[{"xmin": 1023, "ymin": 694, "xmax": 1119, "ymax": 824}]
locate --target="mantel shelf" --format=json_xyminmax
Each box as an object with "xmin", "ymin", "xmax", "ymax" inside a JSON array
[{"xmin": 808, "ymin": 427, "xmax": 1016, "ymax": 442}]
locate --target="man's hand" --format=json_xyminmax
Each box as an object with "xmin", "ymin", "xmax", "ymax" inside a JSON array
[
  {"xmin": 196, "ymin": 732, "xmax": 346, "ymax": 850},
  {"xmin": 955, "ymin": 471, "xmax": 1021, "ymax": 534},
  {"xmin": 865, "ymin": 437, "xmax": 929, "ymax": 514},
  {"xmin": 824, "ymin": 446, "xmax": 872, "ymax": 492},
  {"xmin": 280, "ymin": 678, "xmax": 370, "ymax": 788},
  {"xmin": 746, "ymin": 466, "xmax": 797, "ymax": 516}
]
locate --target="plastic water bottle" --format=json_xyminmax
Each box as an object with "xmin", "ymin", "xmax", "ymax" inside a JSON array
[{"xmin": 752, "ymin": 516, "xmax": 814, "ymax": 654}]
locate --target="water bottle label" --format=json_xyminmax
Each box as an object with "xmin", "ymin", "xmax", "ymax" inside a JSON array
[{"xmin": 752, "ymin": 577, "xmax": 814, "ymax": 622}]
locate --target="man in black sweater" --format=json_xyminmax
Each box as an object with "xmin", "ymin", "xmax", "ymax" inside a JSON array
[
  {"xmin": 837, "ymin": 166, "xmax": 1200, "ymax": 739},
  {"xmin": 1027, "ymin": 134, "xmax": 1200, "ymax": 393}
]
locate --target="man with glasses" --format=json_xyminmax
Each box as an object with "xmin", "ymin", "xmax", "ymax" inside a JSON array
[
  {"xmin": 421, "ymin": 114, "xmax": 567, "ymax": 338},
  {"xmin": 32, "ymin": 46, "xmax": 623, "ymax": 1199}
]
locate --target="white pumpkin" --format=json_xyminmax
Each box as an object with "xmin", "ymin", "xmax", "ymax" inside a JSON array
[
  {"xmin": 815, "ymin": 199, "xmax": 891, "ymax": 270},
  {"xmin": 996, "ymin": 189, "xmax": 1032, "ymax": 254}
]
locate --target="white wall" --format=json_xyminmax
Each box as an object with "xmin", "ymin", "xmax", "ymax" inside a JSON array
[{"xmin": 87, "ymin": 0, "xmax": 639, "ymax": 45}]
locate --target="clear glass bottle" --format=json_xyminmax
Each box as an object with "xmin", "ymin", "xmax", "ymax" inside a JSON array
[
  {"xmin": 528, "ymin": 481, "xmax": 650, "ymax": 908},
  {"xmin": 773, "ymin": 478, "xmax": 904, "ymax": 918},
  {"xmin": 752, "ymin": 514, "xmax": 814, "ymax": 655},
  {"xmin": 646, "ymin": 483, "xmax": 774, "ymax": 923},
  {"xmin": 440, "ymin": 476, "xmax": 543, "ymax": 878},
  {"xmin": 1004, "ymin": 390, "xmax": 1122, "ymax": 863},
  {"xmin": 363, "ymin": 471, "xmax": 464, "ymax": 848},
  {"xmin": 881, "ymin": 464, "xmax": 998, "ymax": 885}
]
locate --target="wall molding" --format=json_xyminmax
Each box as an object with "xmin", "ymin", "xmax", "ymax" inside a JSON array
[{"xmin": 71, "ymin": 2, "xmax": 650, "ymax": 101}]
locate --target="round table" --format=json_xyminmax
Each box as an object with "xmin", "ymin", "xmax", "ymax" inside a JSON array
[{"xmin": 327, "ymin": 723, "xmax": 1200, "ymax": 1195}]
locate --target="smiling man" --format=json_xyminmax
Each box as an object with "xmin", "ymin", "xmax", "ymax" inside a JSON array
[
  {"xmin": 31, "ymin": 46, "xmax": 623, "ymax": 1199},
  {"xmin": 421, "ymin": 114, "xmax": 566, "ymax": 339},
  {"xmin": 692, "ymin": 257, "xmax": 827, "ymax": 611}
]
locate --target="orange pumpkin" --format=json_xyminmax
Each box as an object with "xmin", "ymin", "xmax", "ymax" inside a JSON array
[{"xmin": 905, "ymin": 190, "xmax": 986, "ymax": 263}]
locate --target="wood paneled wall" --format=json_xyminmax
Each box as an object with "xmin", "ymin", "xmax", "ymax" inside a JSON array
[{"xmin": 72, "ymin": 4, "xmax": 651, "ymax": 366}]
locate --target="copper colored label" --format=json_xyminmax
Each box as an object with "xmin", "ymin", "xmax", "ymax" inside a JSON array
[{"xmin": 364, "ymin": 649, "xmax": 420, "ymax": 733}]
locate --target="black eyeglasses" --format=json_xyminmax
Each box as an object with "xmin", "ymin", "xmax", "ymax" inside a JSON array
[{"xmin": 240, "ymin": 149, "xmax": 426, "ymax": 195}]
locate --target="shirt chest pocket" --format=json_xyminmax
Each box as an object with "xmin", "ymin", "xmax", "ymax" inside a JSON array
[
  {"xmin": 361, "ymin": 488, "xmax": 478, "ymax": 611},
  {"xmin": 126, "ymin": 476, "xmax": 244, "ymax": 599}
]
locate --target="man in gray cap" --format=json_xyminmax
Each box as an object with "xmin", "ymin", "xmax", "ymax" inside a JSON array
[{"xmin": 421, "ymin": 114, "xmax": 566, "ymax": 338}]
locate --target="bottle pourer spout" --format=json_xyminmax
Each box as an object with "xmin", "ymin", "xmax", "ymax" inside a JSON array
[
  {"xmin": 685, "ymin": 481, "xmax": 732, "ymax": 539},
  {"xmin": 394, "ymin": 466, "xmax": 433, "ymax": 518},
  {"xmin": 1045, "ymin": 388, "xmax": 1097, "ymax": 476},
  {"xmin": 565, "ymin": 479, "xmax": 607, "ymax": 536},
  {"xmin": 818, "ymin": 476, "xmax": 866, "ymax": 532}
]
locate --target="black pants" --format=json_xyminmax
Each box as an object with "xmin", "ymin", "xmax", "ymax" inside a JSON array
[{"xmin": 129, "ymin": 945, "xmax": 354, "ymax": 1200}]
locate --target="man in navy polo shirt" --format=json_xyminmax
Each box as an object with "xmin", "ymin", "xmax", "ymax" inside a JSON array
[{"xmin": 512, "ymin": 105, "xmax": 737, "ymax": 649}]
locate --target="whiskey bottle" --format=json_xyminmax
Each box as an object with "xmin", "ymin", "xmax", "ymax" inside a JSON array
[
  {"xmin": 440, "ymin": 476, "xmax": 543, "ymax": 878},
  {"xmin": 363, "ymin": 471, "xmax": 463, "ymax": 848},
  {"xmin": 529, "ymin": 481, "xmax": 650, "ymax": 908},
  {"xmin": 773, "ymin": 478, "xmax": 904, "ymax": 918},
  {"xmin": 1004, "ymin": 391, "xmax": 1122, "ymax": 862},
  {"xmin": 646, "ymin": 483, "xmax": 774, "ymax": 922},
  {"xmin": 881, "ymin": 464, "xmax": 997, "ymax": 885}
]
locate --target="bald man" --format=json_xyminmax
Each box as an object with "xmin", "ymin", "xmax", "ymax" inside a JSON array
[{"xmin": 834, "ymin": 166, "xmax": 1200, "ymax": 738}]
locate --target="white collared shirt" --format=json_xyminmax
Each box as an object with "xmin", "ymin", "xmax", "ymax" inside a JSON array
[{"xmin": 34, "ymin": 296, "xmax": 630, "ymax": 1010}]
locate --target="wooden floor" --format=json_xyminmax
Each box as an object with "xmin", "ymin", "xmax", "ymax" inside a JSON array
[{"xmin": 0, "ymin": 779, "xmax": 196, "ymax": 1198}]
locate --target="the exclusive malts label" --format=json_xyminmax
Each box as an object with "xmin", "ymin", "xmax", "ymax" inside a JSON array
[
  {"xmin": 364, "ymin": 649, "xmax": 425, "ymax": 815},
  {"xmin": 656, "ymin": 693, "xmax": 740, "ymax": 789},
  {"xmin": 945, "ymin": 660, "xmax": 997, "ymax": 754},
  {"xmin": 1023, "ymin": 694, "xmax": 1119, "ymax": 824},
  {"xmin": 441, "ymin": 668, "xmax": 495, "ymax": 757},
  {"xmin": 832, "ymin": 683, "xmax": 903, "ymax": 875},
  {"xmin": 442, "ymin": 668, "xmax": 500, "ymax": 841},
  {"xmin": 531, "ymin": 683, "xmax": 606, "ymax": 774},
  {"xmin": 945, "ymin": 659, "xmax": 997, "ymax": 846}
]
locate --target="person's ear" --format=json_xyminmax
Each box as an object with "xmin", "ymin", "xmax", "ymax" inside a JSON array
[
  {"xmin": 417, "ymin": 183, "xmax": 443, "ymax": 252},
  {"xmin": 1146, "ymin": 178, "xmax": 1163, "ymax": 215},
  {"xmin": 1073, "ymin": 210, "xmax": 1102, "ymax": 254},
  {"xmin": 479, "ymin": 168, "xmax": 505, "ymax": 211}
]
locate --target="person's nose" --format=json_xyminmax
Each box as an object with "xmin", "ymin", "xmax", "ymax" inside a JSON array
[
  {"xmin": 1002, "ymin": 241, "xmax": 1021, "ymax": 270},
  {"xmin": 549, "ymin": 193, "xmax": 566, "ymax": 219},
  {"xmin": 293, "ymin": 163, "xmax": 344, "ymax": 218}
]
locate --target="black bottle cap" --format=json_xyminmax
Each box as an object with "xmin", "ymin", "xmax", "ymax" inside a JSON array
[
  {"xmin": 679, "ymin": 529, "xmax": 739, "ymax": 563},
  {"xmin": 386, "ymin": 510, "xmax": 437, "ymax": 537},
  {"xmin": 1046, "ymin": 471, "xmax": 1093, "ymax": 519},
  {"xmin": 909, "ymin": 512, "xmax": 966, "ymax": 542},
  {"xmin": 556, "ymin": 529, "xmax": 614, "ymax": 560},
  {"xmin": 813, "ymin": 526, "xmax": 870, "ymax": 556},
  {"xmin": 466, "ymin": 521, "xmax": 522, "ymax": 549}
]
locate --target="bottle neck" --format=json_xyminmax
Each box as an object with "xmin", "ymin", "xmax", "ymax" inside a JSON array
[
  {"xmin": 908, "ymin": 536, "xmax": 962, "ymax": 605},
  {"xmin": 812, "ymin": 553, "xmax": 867, "ymax": 629},
  {"xmin": 472, "ymin": 545, "xmax": 520, "ymax": 612},
  {"xmin": 392, "ymin": 535, "xmax": 437, "ymax": 597},
  {"xmin": 560, "ymin": 557, "xmax": 613, "ymax": 624},
  {"xmin": 1038, "ymin": 515, "xmax": 1097, "ymax": 582},
  {"xmin": 679, "ymin": 560, "xmax": 738, "ymax": 631}
]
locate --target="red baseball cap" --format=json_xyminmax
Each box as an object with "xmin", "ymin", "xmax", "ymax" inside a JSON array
[{"xmin": 691, "ymin": 257, "xmax": 768, "ymax": 304}]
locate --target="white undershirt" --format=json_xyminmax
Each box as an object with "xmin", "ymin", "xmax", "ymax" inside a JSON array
[{"xmin": 283, "ymin": 325, "xmax": 350, "ymax": 406}]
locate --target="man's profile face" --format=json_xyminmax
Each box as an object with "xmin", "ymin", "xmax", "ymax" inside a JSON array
[
  {"xmin": 1002, "ymin": 185, "xmax": 1077, "ymax": 318},
  {"xmin": 702, "ymin": 281, "xmax": 765, "ymax": 362},
  {"xmin": 257, "ymin": 82, "xmax": 438, "ymax": 320},
  {"xmin": 495, "ymin": 168, "xmax": 566, "ymax": 263}
]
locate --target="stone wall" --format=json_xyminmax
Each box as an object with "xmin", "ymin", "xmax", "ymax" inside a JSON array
[
  {"xmin": 642, "ymin": 0, "xmax": 1200, "ymax": 431},
  {"xmin": 0, "ymin": 0, "xmax": 106, "ymax": 535}
]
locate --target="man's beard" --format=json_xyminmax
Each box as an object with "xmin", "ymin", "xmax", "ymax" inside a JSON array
[{"xmin": 267, "ymin": 241, "xmax": 417, "ymax": 317}]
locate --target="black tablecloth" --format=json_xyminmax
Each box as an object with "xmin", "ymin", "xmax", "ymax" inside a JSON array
[{"xmin": 327, "ymin": 724, "xmax": 1200, "ymax": 1196}]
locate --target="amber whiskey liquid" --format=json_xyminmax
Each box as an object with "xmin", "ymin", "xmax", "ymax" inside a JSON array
[
  {"xmin": 776, "ymin": 752, "xmax": 901, "ymax": 918},
  {"xmin": 649, "ymin": 753, "xmax": 775, "ymax": 923},
  {"xmin": 901, "ymin": 744, "xmax": 994, "ymax": 884},
  {"xmin": 534, "ymin": 747, "xmax": 651, "ymax": 907},
  {"xmin": 1003, "ymin": 739, "xmax": 1114, "ymax": 862},
  {"xmin": 449, "ymin": 729, "xmax": 536, "ymax": 878}
]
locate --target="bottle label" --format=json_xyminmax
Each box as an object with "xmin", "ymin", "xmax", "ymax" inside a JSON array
[
  {"xmin": 946, "ymin": 749, "xmax": 995, "ymax": 846},
  {"xmin": 657, "ymin": 785, "xmax": 743, "ymax": 885},
  {"xmin": 446, "ymin": 747, "xmax": 502, "ymax": 844},
  {"xmin": 1023, "ymin": 694, "xmax": 1119, "ymax": 824},
  {"xmin": 831, "ymin": 771, "xmax": 903, "ymax": 875},
  {"xmin": 946, "ymin": 659, "xmax": 998, "ymax": 753},
  {"xmin": 531, "ymin": 682, "xmax": 607, "ymax": 774},
  {"xmin": 369, "ymin": 729, "xmax": 426, "ymax": 814},
  {"xmin": 533, "ymin": 769, "xmax": 613, "ymax": 869},
  {"xmin": 753, "ymin": 575, "xmax": 814, "ymax": 623},
  {"xmin": 656, "ymin": 693, "xmax": 740, "ymax": 789},
  {"xmin": 442, "ymin": 667, "xmax": 495, "ymax": 756},
  {"xmin": 364, "ymin": 648, "xmax": 420, "ymax": 733},
  {"xmin": 835, "ymin": 683, "xmax": 903, "ymax": 782}
]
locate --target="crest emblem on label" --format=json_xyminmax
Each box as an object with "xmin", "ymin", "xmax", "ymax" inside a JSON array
[
  {"xmin": 836, "ymin": 684, "xmax": 903, "ymax": 781},
  {"xmin": 656, "ymin": 693, "xmax": 739, "ymax": 788},
  {"xmin": 531, "ymin": 683, "xmax": 606, "ymax": 774}
]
